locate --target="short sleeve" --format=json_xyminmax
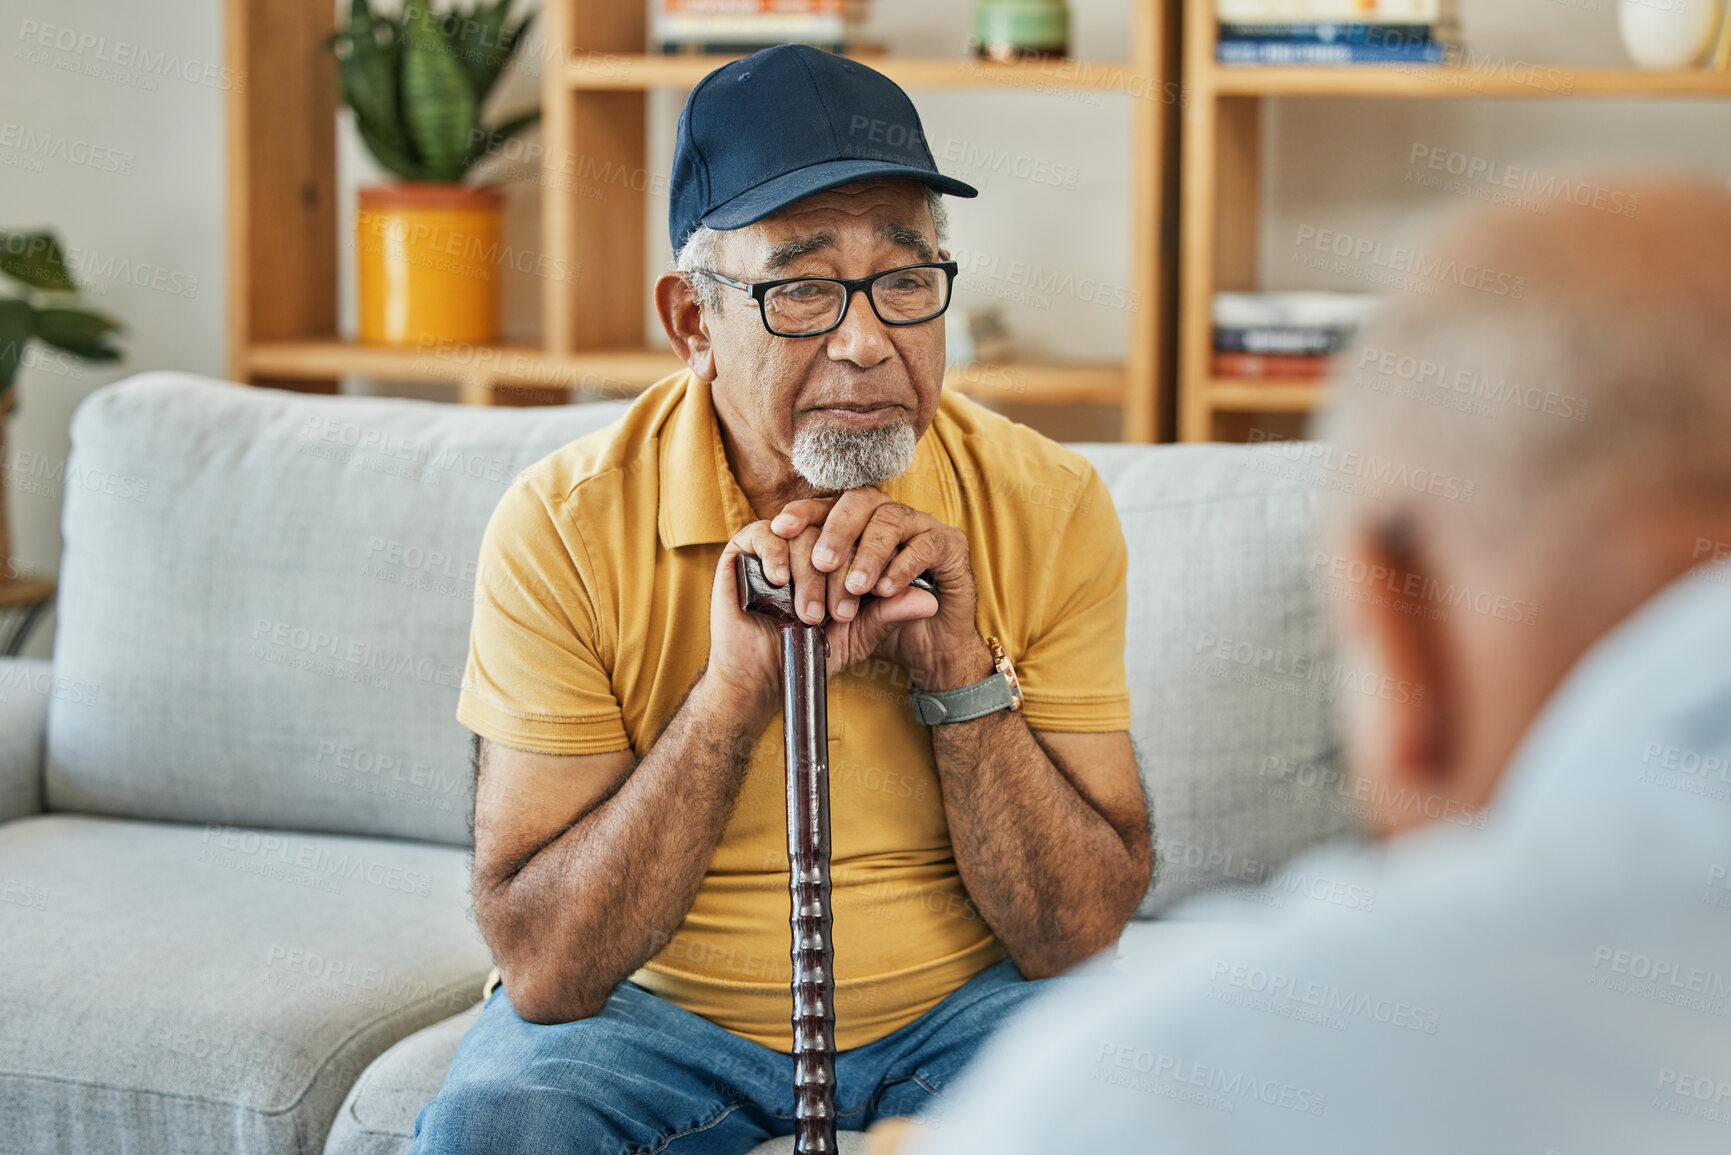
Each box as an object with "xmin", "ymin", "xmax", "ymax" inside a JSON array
[
  {"xmin": 1013, "ymin": 466, "xmax": 1132, "ymax": 733},
  {"xmin": 455, "ymin": 476, "xmax": 632, "ymax": 755}
]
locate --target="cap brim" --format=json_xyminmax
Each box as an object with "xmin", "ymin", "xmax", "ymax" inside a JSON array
[{"xmin": 700, "ymin": 158, "xmax": 978, "ymax": 233}]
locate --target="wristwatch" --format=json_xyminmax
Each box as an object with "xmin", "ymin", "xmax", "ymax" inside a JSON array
[{"xmin": 908, "ymin": 636, "xmax": 1023, "ymax": 725}]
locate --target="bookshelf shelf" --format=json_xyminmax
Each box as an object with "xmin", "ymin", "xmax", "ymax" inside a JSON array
[
  {"xmin": 226, "ymin": 3, "xmax": 1178, "ymax": 439},
  {"xmin": 1208, "ymin": 378, "xmax": 1325, "ymax": 412},
  {"xmin": 1209, "ymin": 64, "xmax": 1731, "ymax": 99},
  {"xmin": 244, "ymin": 340, "xmax": 679, "ymax": 403},
  {"xmin": 244, "ymin": 338, "xmax": 1122, "ymax": 407},
  {"xmin": 566, "ymin": 52, "xmax": 1157, "ymax": 92},
  {"xmin": 1179, "ymin": 0, "xmax": 1731, "ymax": 441}
]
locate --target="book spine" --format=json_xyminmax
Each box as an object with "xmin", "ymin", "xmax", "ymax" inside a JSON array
[
  {"xmin": 665, "ymin": 0, "xmax": 844, "ymax": 11},
  {"xmin": 1217, "ymin": 22, "xmax": 1434, "ymax": 42},
  {"xmin": 658, "ymin": 38, "xmax": 847, "ymax": 52},
  {"xmin": 1212, "ymin": 352, "xmax": 1334, "ymax": 380},
  {"xmin": 1216, "ymin": 38, "xmax": 1447, "ymax": 65},
  {"xmin": 656, "ymin": 11, "xmax": 848, "ymax": 48},
  {"xmin": 1214, "ymin": 326, "xmax": 1352, "ymax": 355},
  {"xmin": 1216, "ymin": 0, "xmax": 1442, "ymax": 21}
]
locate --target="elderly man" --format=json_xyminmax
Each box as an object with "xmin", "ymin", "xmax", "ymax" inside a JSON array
[
  {"xmin": 897, "ymin": 181, "xmax": 1731, "ymax": 1153},
  {"xmin": 408, "ymin": 44, "xmax": 1152, "ymax": 1155}
]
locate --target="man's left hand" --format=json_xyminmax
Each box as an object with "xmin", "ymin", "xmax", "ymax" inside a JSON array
[{"xmin": 769, "ymin": 489, "xmax": 991, "ymax": 691}]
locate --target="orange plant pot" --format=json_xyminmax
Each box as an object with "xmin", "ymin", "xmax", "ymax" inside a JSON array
[{"xmin": 355, "ymin": 183, "xmax": 505, "ymax": 347}]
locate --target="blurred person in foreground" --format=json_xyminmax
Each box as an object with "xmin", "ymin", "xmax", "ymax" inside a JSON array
[{"xmin": 882, "ymin": 181, "xmax": 1731, "ymax": 1154}]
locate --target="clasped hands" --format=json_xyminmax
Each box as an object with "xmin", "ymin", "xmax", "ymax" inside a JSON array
[{"xmin": 707, "ymin": 488, "xmax": 993, "ymax": 726}]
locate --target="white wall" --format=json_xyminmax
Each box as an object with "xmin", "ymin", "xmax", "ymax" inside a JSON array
[
  {"xmin": 2, "ymin": 0, "xmax": 1728, "ymax": 661},
  {"xmin": 1260, "ymin": 0, "xmax": 1731, "ymax": 289},
  {"xmin": 2, "ymin": 0, "xmax": 228, "ymax": 659}
]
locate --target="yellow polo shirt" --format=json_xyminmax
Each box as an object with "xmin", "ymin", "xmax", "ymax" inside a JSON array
[{"xmin": 456, "ymin": 369, "xmax": 1131, "ymax": 1051}]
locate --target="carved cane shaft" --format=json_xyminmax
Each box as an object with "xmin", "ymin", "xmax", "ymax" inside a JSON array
[
  {"xmin": 735, "ymin": 555, "xmax": 937, "ymax": 1155},
  {"xmin": 783, "ymin": 621, "xmax": 837, "ymax": 1155}
]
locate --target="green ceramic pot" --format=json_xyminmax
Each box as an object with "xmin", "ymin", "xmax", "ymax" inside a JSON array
[{"xmin": 973, "ymin": 0, "xmax": 1069, "ymax": 61}]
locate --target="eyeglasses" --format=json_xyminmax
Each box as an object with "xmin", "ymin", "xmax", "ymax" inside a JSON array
[{"xmin": 698, "ymin": 261, "xmax": 960, "ymax": 338}]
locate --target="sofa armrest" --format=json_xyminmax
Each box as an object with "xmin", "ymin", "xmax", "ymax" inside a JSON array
[{"xmin": 0, "ymin": 658, "xmax": 52, "ymax": 823}]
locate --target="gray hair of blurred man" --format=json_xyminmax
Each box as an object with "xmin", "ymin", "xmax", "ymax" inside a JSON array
[{"xmin": 1309, "ymin": 178, "xmax": 1731, "ymax": 837}]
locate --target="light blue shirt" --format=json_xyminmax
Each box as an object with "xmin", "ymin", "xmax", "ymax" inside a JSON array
[{"xmin": 908, "ymin": 563, "xmax": 1731, "ymax": 1154}]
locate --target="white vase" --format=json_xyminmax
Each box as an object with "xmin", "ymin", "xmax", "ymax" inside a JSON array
[{"xmin": 1618, "ymin": 0, "xmax": 1721, "ymax": 69}]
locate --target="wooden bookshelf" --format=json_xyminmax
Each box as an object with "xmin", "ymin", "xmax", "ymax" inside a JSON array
[
  {"xmin": 1178, "ymin": 0, "xmax": 1731, "ymax": 442},
  {"xmin": 226, "ymin": 2, "xmax": 1180, "ymax": 440},
  {"xmin": 1211, "ymin": 65, "xmax": 1731, "ymax": 99},
  {"xmin": 241, "ymin": 338, "xmax": 1123, "ymax": 406}
]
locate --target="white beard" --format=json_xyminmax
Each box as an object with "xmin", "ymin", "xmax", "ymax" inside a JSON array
[{"xmin": 789, "ymin": 415, "xmax": 918, "ymax": 493}]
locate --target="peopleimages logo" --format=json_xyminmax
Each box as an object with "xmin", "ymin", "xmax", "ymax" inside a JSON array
[
  {"xmin": 948, "ymin": 245, "xmax": 1141, "ymax": 313},
  {"xmin": 1208, "ymin": 960, "xmax": 1443, "ymax": 1034},
  {"xmin": 16, "ymin": 19, "xmax": 247, "ymax": 92},
  {"xmin": 1193, "ymin": 631, "xmax": 1424, "ymax": 706},
  {"xmin": 1291, "ymin": 224, "xmax": 1526, "ymax": 299},
  {"xmin": 1356, "ymin": 346, "xmax": 1588, "ymax": 423},
  {"xmin": 1308, "ymin": 550, "xmax": 1540, "ymax": 627},
  {"xmin": 1247, "ymin": 430, "xmax": 1477, "ymax": 504},
  {"xmin": 199, "ymin": 824, "xmax": 434, "ymax": 897},
  {"xmin": 1406, "ymin": 145, "xmax": 1638, "ymax": 217},
  {"xmin": 1093, "ymin": 1042, "xmax": 1327, "ymax": 1116}
]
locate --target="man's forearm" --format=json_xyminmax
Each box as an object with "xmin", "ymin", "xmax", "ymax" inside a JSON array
[
  {"xmin": 932, "ymin": 711, "xmax": 1150, "ymax": 979},
  {"xmin": 478, "ymin": 674, "xmax": 768, "ymax": 1022}
]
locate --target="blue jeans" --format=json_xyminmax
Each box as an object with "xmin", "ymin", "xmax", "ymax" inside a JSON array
[{"xmin": 408, "ymin": 958, "xmax": 1051, "ymax": 1154}]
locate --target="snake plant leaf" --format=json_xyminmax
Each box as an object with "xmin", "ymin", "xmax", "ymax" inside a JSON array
[
  {"xmin": 448, "ymin": 0, "xmax": 508, "ymax": 104},
  {"xmin": 468, "ymin": 1, "xmax": 536, "ymax": 108},
  {"xmin": 401, "ymin": 0, "xmax": 478, "ymax": 182},
  {"xmin": 32, "ymin": 306, "xmax": 122, "ymax": 362},
  {"xmin": 468, "ymin": 108, "xmax": 539, "ymax": 170},
  {"xmin": 355, "ymin": 111, "xmax": 429, "ymax": 181},
  {"xmin": 332, "ymin": 4, "xmax": 410, "ymax": 171},
  {"xmin": 0, "ymin": 232, "xmax": 78, "ymax": 293},
  {"xmin": 0, "ymin": 297, "xmax": 31, "ymax": 391}
]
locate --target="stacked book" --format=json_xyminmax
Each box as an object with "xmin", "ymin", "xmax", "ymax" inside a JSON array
[
  {"xmin": 1216, "ymin": 0, "xmax": 1456, "ymax": 66},
  {"xmin": 655, "ymin": 0, "xmax": 868, "ymax": 55},
  {"xmin": 1212, "ymin": 292, "xmax": 1382, "ymax": 380}
]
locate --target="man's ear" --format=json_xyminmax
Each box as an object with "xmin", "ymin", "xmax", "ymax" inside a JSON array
[
  {"xmin": 654, "ymin": 272, "xmax": 717, "ymax": 383},
  {"xmin": 1331, "ymin": 514, "xmax": 1460, "ymax": 835}
]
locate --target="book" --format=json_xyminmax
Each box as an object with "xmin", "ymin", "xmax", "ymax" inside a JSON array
[
  {"xmin": 1213, "ymin": 291, "xmax": 1382, "ymax": 330},
  {"xmin": 1217, "ymin": 37, "xmax": 1447, "ymax": 65},
  {"xmin": 1218, "ymin": 22, "xmax": 1435, "ymax": 42},
  {"xmin": 1212, "ymin": 352, "xmax": 1334, "ymax": 380},
  {"xmin": 655, "ymin": 0, "xmax": 857, "ymax": 54},
  {"xmin": 1217, "ymin": 0, "xmax": 1445, "ymax": 19},
  {"xmin": 1214, "ymin": 326, "xmax": 1353, "ymax": 356}
]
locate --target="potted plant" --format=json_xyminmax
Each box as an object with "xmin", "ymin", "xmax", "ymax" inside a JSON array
[
  {"xmin": 0, "ymin": 229, "xmax": 123, "ymax": 569},
  {"xmin": 329, "ymin": 0, "xmax": 540, "ymax": 347}
]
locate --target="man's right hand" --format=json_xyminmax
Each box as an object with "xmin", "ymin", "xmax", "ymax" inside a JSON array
[{"xmin": 704, "ymin": 532, "xmax": 791, "ymax": 735}]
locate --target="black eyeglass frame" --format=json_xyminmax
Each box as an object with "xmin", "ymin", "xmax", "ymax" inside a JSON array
[{"xmin": 698, "ymin": 260, "xmax": 961, "ymax": 338}]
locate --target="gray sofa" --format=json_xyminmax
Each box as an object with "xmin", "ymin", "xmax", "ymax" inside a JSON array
[{"xmin": 0, "ymin": 372, "xmax": 1354, "ymax": 1155}]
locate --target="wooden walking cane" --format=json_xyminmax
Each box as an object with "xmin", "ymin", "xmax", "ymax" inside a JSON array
[
  {"xmin": 735, "ymin": 553, "xmax": 935, "ymax": 1155},
  {"xmin": 737, "ymin": 552, "xmax": 840, "ymax": 1154}
]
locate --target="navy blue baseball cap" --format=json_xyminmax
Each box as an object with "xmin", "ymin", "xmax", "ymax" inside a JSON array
[{"xmin": 669, "ymin": 44, "xmax": 978, "ymax": 253}]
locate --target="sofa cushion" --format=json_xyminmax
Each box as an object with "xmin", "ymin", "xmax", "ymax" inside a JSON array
[
  {"xmin": 46, "ymin": 373, "xmax": 631, "ymax": 845},
  {"xmin": 0, "ymin": 657, "xmax": 52, "ymax": 822},
  {"xmin": 0, "ymin": 813, "xmax": 491, "ymax": 1155},
  {"xmin": 1074, "ymin": 443, "xmax": 1358, "ymax": 915}
]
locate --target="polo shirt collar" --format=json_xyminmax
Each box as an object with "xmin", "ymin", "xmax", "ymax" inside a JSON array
[{"xmin": 658, "ymin": 373, "xmax": 757, "ymax": 550}]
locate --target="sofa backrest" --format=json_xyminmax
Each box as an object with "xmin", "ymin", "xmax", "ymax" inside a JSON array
[
  {"xmin": 1078, "ymin": 444, "xmax": 1356, "ymax": 914},
  {"xmin": 47, "ymin": 373, "xmax": 1355, "ymax": 903},
  {"xmin": 47, "ymin": 373, "xmax": 631, "ymax": 845}
]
